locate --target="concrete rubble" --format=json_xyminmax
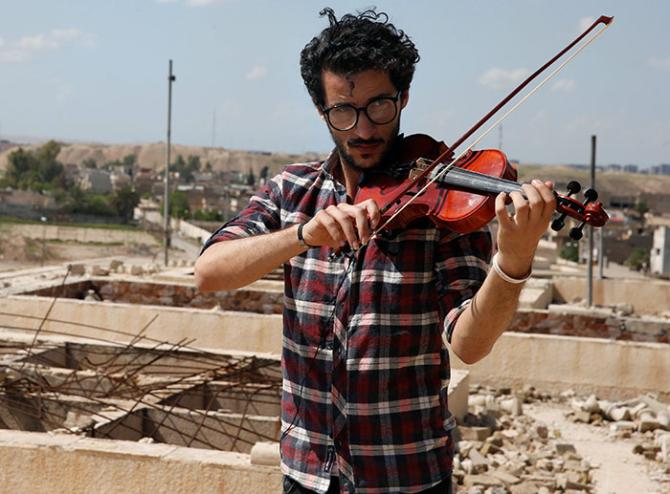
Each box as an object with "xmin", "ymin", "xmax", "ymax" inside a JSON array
[
  {"xmin": 564, "ymin": 390, "xmax": 670, "ymax": 484},
  {"xmin": 454, "ymin": 384, "xmax": 596, "ymax": 493}
]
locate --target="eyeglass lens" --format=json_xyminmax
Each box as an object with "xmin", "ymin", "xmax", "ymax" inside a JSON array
[{"xmin": 328, "ymin": 97, "xmax": 398, "ymax": 130}]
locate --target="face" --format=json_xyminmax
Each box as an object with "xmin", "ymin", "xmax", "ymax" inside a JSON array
[{"xmin": 320, "ymin": 69, "xmax": 408, "ymax": 172}]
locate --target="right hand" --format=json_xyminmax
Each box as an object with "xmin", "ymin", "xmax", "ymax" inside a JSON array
[{"xmin": 302, "ymin": 199, "xmax": 381, "ymax": 250}]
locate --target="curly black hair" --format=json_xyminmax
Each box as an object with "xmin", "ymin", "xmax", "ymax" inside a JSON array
[{"xmin": 300, "ymin": 7, "xmax": 420, "ymax": 107}]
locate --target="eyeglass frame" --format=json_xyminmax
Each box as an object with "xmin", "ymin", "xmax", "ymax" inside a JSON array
[{"xmin": 320, "ymin": 91, "xmax": 403, "ymax": 131}]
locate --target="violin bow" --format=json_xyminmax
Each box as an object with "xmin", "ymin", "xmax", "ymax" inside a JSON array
[{"xmin": 374, "ymin": 15, "xmax": 614, "ymax": 235}]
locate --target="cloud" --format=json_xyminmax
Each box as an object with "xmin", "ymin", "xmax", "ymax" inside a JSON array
[
  {"xmin": 551, "ymin": 79, "xmax": 576, "ymax": 92},
  {"xmin": 245, "ymin": 65, "xmax": 268, "ymax": 81},
  {"xmin": 0, "ymin": 28, "xmax": 94, "ymax": 63},
  {"xmin": 477, "ymin": 67, "xmax": 530, "ymax": 90},
  {"xmin": 648, "ymin": 56, "xmax": 670, "ymax": 70},
  {"xmin": 578, "ymin": 16, "xmax": 596, "ymax": 33}
]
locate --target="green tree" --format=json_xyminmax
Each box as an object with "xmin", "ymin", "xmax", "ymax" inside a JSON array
[
  {"xmin": 193, "ymin": 209, "xmax": 223, "ymax": 221},
  {"xmin": 5, "ymin": 141, "xmax": 64, "ymax": 190},
  {"xmin": 111, "ymin": 186, "xmax": 140, "ymax": 223},
  {"xmin": 170, "ymin": 191, "xmax": 191, "ymax": 219},
  {"xmin": 625, "ymin": 247, "xmax": 649, "ymax": 272},
  {"xmin": 560, "ymin": 241, "xmax": 579, "ymax": 262},
  {"xmin": 5, "ymin": 148, "xmax": 35, "ymax": 187}
]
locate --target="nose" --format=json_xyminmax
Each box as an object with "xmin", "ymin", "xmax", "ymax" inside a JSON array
[{"xmin": 354, "ymin": 111, "xmax": 377, "ymax": 139}]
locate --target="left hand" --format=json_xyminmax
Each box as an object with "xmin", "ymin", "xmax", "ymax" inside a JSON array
[{"xmin": 494, "ymin": 179, "xmax": 556, "ymax": 278}]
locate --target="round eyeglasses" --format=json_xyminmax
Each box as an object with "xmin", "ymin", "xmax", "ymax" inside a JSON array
[{"xmin": 321, "ymin": 91, "xmax": 402, "ymax": 131}]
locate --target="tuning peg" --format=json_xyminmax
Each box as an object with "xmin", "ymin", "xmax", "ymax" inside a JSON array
[
  {"xmin": 583, "ymin": 188, "xmax": 598, "ymax": 203},
  {"xmin": 551, "ymin": 215, "xmax": 566, "ymax": 231},
  {"xmin": 569, "ymin": 222, "xmax": 586, "ymax": 240},
  {"xmin": 566, "ymin": 181, "xmax": 581, "ymax": 195}
]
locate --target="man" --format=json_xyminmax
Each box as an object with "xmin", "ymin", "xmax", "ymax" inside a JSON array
[{"xmin": 195, "ymin": 8, "xmax": 555, "ymax": 494}]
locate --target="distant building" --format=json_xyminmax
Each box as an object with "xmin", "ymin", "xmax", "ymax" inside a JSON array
[
  {"xmin": 78, "ymin": 169, "xmax": 112, "ymax": 194},
  {"xmin": 0, "ymin": 188, "xmax": 57, "ymax": 209},
  {"xmin": 650, "ymin": 226, "xmax": 670, "ymax": 276},
  {"xmin": 661, "ymin": 164, "xmax": 670, "ymax": 176},
  {"xmin": 623, "ymin": 164, "xmax": 638, "ymax": 174},
  {"xmin": 606, "ymin": 164, "xmax": 622, "ymax": 173},
  {"xmin": 110, "ymin": 170, "xmax": 131, "ymax": 192}
]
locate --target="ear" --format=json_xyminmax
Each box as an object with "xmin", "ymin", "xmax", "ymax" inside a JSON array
[{"xmin": 400, "ymin": 89, "xmax": 409, "ymax": 110}]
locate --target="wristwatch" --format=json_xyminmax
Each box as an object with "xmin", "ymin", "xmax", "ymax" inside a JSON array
[{"xmin": 297, "ymin": 223, "xmax": 311, "ymax": 249}]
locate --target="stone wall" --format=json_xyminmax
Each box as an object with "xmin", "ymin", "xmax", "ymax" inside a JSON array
[
  {"xmin": 2, "ymin": 224, "xmax": 158, "ymax": 245},
  {"xmin": 24, "ymin": 279, "xmax": 284, "ymax": 314},
  {"xmin": 0, "ymin": 430, "xmax": 282, "ymax": 494},
  {"xmin": 553, "ymin": 276, "xmax": 670, "ymax": 315},
  {"xmin": 23, "ymin": 280, "xmax": 670, "ymax": 342},
  {"xmin": 512, "ymin": 309, "xmax": 669, "ymax": 343}
]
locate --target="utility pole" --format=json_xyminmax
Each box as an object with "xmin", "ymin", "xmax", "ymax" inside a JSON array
[
  {"xmin": 587, "ymin": 135, "xmax": 596, "ymax": 306},
  {"xmin": 164, "ymin": 60, "xmax": 176, "ymax": 267}
]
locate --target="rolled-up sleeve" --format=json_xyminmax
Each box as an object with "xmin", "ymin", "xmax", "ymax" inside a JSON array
[
  {"xmin": 201, "ymin": 174, "xmax": 283, "ymax": 253},
  {"xmin": 434, "ymin": 228, "xmax": 492, "ymax": 343}
]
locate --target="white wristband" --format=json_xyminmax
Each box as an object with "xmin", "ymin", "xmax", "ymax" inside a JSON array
[{"xmin": 491, "ymin": 252, "xmax": 531, "ymax": 284}]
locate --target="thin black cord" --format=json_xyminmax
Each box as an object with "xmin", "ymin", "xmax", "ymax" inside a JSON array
[{"xmin": 280, "ymin": 248, "xmax": 359, "ymax": 442}]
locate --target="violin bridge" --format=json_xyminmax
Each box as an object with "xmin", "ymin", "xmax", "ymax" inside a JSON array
[{"xmin": 408, "ymin": 157, "xmax": 433, "ymax": 180}]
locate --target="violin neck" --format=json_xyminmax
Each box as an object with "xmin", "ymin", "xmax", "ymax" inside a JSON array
[{"xmin": 431, "ymin": 166, "xmax": 523, "ymax": 196}]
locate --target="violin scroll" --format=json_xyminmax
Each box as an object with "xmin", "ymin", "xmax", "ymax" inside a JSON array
[{"xmin": 551, "ymin": 181, "xmax": 608, "ymax": 240}]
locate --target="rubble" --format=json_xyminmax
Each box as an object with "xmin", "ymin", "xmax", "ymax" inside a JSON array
[
  {"xmin": 455, "ymin": 385, "xmax": 670, "ymax": 492},
  {"xmin": 454, "ymin": 385, "xmax": 598, "ymax": 493},
  {"xmin": 560, "ymin": 390, "xmax": 670, "ymax": 485},
  {"xmin": 566, "ymin": 392, "xmax": 670, "ymax": 439}
]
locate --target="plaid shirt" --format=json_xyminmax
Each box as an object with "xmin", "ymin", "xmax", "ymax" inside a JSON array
[{"xmin": 203, "ymin": 152, "xmax": 491, "ymax": 493}]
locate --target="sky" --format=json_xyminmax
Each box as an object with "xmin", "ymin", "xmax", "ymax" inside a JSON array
[{"xmin": 0, "ymin": 0, "xmax": 668, "ymax": 166}]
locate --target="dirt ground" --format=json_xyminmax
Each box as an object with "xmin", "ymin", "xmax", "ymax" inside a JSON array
[{"xmin": 0, "ymin": 234, "xmax": 192, "ymax": 273}]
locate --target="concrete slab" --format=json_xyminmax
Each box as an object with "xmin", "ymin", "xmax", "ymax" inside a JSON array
[{"xmin": 0, "ymin": 429, "xmax": 281, "ymax": 494}]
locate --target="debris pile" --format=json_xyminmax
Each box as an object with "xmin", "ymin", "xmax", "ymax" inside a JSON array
[
  {"xmin": 454, "ymin": 385, "xmax": 596, "ymax": 493},
  {"xmin": 566, "ymin": 391, "xmax": 670, "ymax": 483}
]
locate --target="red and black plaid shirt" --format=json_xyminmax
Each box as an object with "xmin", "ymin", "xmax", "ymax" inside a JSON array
[{"xmin": 203, "ymin": 152, "xmax": 491, "ymax": 493}]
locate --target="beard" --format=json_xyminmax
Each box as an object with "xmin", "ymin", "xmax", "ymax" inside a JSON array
[{"xmin": 329, "ymin": 119, "xmax": 401, "ymax": 174}]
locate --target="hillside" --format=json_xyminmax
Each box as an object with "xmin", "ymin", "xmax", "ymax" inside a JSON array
[
  {"xmin": 0, "ymin": 141, "xmax": 323, "ymax": 177},
  {"xmin": 1, "ymin": 140, "xmax": 668, "ymax": 197},
  {"xmin": 517, "ymin": 164, "xmax": 670, "ymax": 196}
]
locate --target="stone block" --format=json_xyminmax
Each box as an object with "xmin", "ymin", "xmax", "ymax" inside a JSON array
[
  {"xmin": 609, "ymin": 421, "xmax": 636, "ymax": 433},
  {"xmin": 68, "ymin": 264, "xmax": 86, "ymax": 276},
  {"xmin": 639, "ymin": 412, "xmax": 663, "ymax": 433},
  {"xmin": 658, "ymin": 434, "xmax": 670, "ymax": 463},
  {"xmin": 460, "ymin": 426, "xmax": 492, "ymax": 442},
  {"xmin": 609, "ymin": 407, "xmax": 631, "ymax": 421},
  {"xmin": 90, "ymin": 265, "xmax": 110, "ymax": 276},
  {"xmin": 250, "ymin": 441, "xmax": 280, "ymax": 466},
  {"xmin": 448, "ymin": 369, "xmax": 470, "ymax": 422},
  {"xmin": 500, "ymin": 396, "xmax": 522, "ymax": 416},
  {"xmin": 510, "ymin": 483, "xmax": 540, "ymax": 494},
  {"xmin": 464, "ymin": 474, "xmax": 503, "ymax": 488},
  {"xmin": 571, "ymin": 410, "xmax": 591, "ymax": 423},
  {"xmin": 489, "ymin": 469, "xmax": 521, "ymax": 485},
  {"xmin": 109, "ymin": 260, "xmax": 124, "ymax": 271},
  {"xmin": 555, "ymin": 443, "xmax": 577, "ymax": 455}
]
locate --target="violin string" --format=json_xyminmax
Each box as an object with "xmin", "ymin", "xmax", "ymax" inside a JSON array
[{"xmin": 373, "ymin": 18, "xmax": 613, "ymax": 237}]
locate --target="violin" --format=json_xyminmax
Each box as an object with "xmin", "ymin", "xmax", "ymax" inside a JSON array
[
  {"xmin": 355, "ymin": 15, "xmax": 614, "ymax": 243},
  {"xmin": 356, "ymin": 133, "xmax": 609, "ymax": 241}
]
